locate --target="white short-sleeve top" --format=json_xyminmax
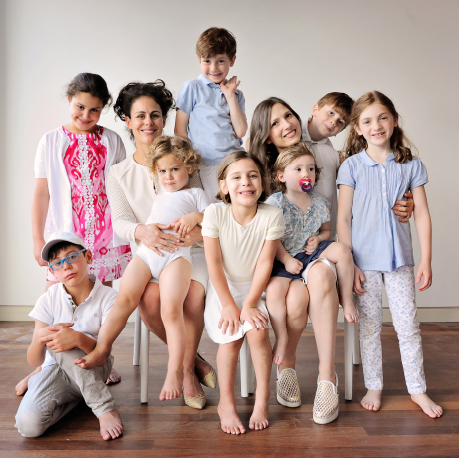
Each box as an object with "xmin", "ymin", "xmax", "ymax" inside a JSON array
[{"xmin": 201, "ymin": 203, "xmax": 285, "ymax": 283}]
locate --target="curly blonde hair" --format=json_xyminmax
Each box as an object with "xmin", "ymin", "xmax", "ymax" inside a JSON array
[
  {"xmin": 146, "ymin": 135, "xmax": 202, "ymax": 178},
  {"xmin": 273, "ymin": 142, "xmax": 321, "ymax": 193},
  {"xmin": 342, "ymin": 91, "xmax": 417, "ymax": 163}
]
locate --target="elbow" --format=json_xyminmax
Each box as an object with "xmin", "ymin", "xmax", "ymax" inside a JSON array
[{"xmin": 236, "ymin": 127, "xmax": 248, "ymax": 139}]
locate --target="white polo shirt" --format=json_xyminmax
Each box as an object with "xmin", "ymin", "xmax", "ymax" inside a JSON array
[
  {"xmin": 302, "ymin": 119, "xmax": 340, "ymax": 239},
  {"xmin": 29, "ymin": 275, "xmax": 117, "ymax": 368}
]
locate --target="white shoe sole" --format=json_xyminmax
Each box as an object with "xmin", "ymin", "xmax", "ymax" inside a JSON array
[
  {"xmin": 313, "ymin": 408, "xmax": 339, "ymax": 424},
  {"xmin": 277, "ymin": 392, "xmax": 301, "ymax": 408}
]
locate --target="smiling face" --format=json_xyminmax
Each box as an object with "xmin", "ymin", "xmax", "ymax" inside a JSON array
[
  {"xmin": 48, "ymin": 245, "xmax": 92, "ymax": 287},
  {"xmin": 311, "ymin": 104, "xmax": 346, "ymax": 138},
  {"xmin": 355, "ymin": 103, "xmax": 398, "ymax": 150},
  {"xmin": 67, "ymin": 92, "xmax": 103, "ymax": 134},
  {"xmin": 126, "ymin": 96, "xmax": 166, "ymax": 148},
  {"xmin": 267, "ymin": 103, "xmax": 302, "ymax": 151},
  {"xmin": 199, "ymin": 53, "xmax": 236, "ymax": 84},
  {"xmin": 219, "ymin": 159, "xmax": 263, "ymax": 207},
  {"xmin": 278, "ymin": 154, "xmax": 316, "ymax": 193},
  {"xmin": 156, "ymin": 154, "xmax": 192, "ymax": 192}
]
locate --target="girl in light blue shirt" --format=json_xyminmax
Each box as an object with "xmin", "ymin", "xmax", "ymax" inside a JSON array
[{"xmin": 337, "ymin": 91, "xmax": 442, "ymax": 419}]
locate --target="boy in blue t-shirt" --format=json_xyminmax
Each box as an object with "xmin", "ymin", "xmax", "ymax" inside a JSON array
[{"xmin": 175, "ymin": 27, "xmax": 247, "ymax": 202}]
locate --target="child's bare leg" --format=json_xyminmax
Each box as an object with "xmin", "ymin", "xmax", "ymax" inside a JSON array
[
  {"xmin": 15, "ymin": 366, "xmax": 42, "ymax": 395},
  {"xmin": 361, "ymin": 389, "xmax": 382, "ymax": 411},
  {"xmin": 74, "ymin": 256, "xmax": 152, "ymax": 369},
  {"xmin": 320, "ymin": 242, "xmax": 358, "ymax": 322},
  {"xmin": 158, "ymin": 258, "xmax": 191, "ymax": 400},
  {"xmin": 266, "ymin": 277, "xmax": 291, "ymax": 365},
  {"xmin": 411, "ymin": 393, "xmax": 443, "ymax": 418},
  {"xmin": 246, "ymin": 328, "xmax": 272, "ymax": 430},
  {"xmin": 217, "ymin": 339, "xmax": 245, "ymax": 434}
]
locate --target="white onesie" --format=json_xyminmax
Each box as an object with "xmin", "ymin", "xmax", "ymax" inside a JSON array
[{"xmin": 137, "ymin": 188, "xmax": 210, "ymax": 279}]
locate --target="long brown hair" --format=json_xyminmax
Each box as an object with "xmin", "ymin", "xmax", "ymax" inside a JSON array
[
  {"xmin": 342, "ymin": 91, "xmax": 417, "ymax": 163},
  {"xmin": 248, "ymin": 97, "xmax": 301, "ymax": 176}
]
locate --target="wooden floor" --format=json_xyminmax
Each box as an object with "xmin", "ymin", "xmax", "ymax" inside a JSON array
[{"xmin": 0, "ymin": 322, "xmax": 458, "ymax": 458}]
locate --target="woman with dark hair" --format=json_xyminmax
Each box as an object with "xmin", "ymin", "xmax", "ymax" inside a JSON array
[{"xmin": 104, "ymin": 81, "xmax": 216, "ymax": 409}]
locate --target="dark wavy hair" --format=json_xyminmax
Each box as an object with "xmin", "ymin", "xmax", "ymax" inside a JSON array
[
  {"xmin": 65, "ymin": 73, "xmax": 112, "ymax": 108},
  {"xmin": 248, "ymin": 97, "xmax": 302, "ymax": 181},
  {"xmin": 113, "ymin": 80, "xmax": 176, "ymax": 141}
]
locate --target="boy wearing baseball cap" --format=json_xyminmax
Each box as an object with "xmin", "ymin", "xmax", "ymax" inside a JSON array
[{"xmin": 15, "ymin": 232, "xmax": 123, "ymax": 440}]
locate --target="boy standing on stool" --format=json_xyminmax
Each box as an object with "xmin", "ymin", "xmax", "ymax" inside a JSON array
[{"xmin": 15, "ymin": 232, "xmax": 123, "ymax": 440}]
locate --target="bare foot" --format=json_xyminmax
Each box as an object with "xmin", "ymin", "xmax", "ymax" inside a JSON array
[
  {"xmin": 249, "ymin": 398, "xmax": 269, "ymax": 430},
  {"xmin": 411, "ymin": 393, "xmax": 443, "ymax": 418},
  {"xmin": 159, "ymin": 369, "xmax": 183, "ymax": 400},
  {"xmin": 15, "ymin": 366, "xmax": 42, "ymax": 395},
  {"xmin": 106, "ymin": 368, "xmax": 121, "ymax": 386},
  {"xmin": 272, "ymin": 336, "xmax": 288, "ymax": 366},
  {"xmin": 183, "ymin": 369, "xmax": 204, "ymax": 399},
  {"xmin": 74, "ymin": 349, "xmax": 109, "ymax": 370},
  {"xmin": 99, "ymin": 410, "xmax": 123, "ymax": 440},
  {"xmin": 218, "ymin": 401, "xmax": 246, "ymax": 435},
  {"xmin": 342, "ymin": 301, "xmax": 359, "ymax": 323},
  {"xmin": 361, "ymin": 389, "xmax": 382, "ymax": 411}
]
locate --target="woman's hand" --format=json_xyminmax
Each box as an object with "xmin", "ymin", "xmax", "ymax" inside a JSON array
[
  {"xmin": 393, "ymin": 192, "xmax": 414, "ymax": 222},
  {"xmin": 135, "ymin": 223, "xmax": 179, "ymax": 256},
  {"xmin": 34, "ymin": 239, "xmax": 48, "ymax": 267},
  {"xmin": 416, "ymin": 260, "xmax": 432, "ymax": 291},
  {"xmin": 218, "ymin": 303, "xmax": 241, "ymax": 336},
  {"xmin": 175, "ymin": 225, "xmax": 203, "ymax": 247},
  {"xmin": 240, "ymin": 306, "xmax": 269, "ymax": 330},
  {"xmin": 353, "ymin": 266, "xmax": 366, "ymax": 295}
]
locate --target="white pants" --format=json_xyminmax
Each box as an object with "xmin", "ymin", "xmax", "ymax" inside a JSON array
[
  {"xmin": 199, "ymin": 164, "xmax": 220, "ymax": 204},
  {"xmin": 356, "ymin": 265, "xmax": 426, "ymax": 395}
]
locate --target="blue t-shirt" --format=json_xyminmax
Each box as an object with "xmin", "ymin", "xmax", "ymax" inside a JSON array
[
  {"xmin": 176, "ymin": 74, "xmax": 246, "ymax": 166},
  {"xmin": 337, "ymin": 150, "xmax": 428, "ymax": 272}
]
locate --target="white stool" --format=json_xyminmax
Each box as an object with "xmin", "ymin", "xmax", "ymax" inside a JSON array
[{"xmin": 133, "ymin": 308, "xmax": 141, "ymax": 366}]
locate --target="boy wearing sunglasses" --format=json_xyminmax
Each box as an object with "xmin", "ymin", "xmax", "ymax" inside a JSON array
[{"xmin": 15, "ymin": 232, "xmax": 123, "ymax": 441}]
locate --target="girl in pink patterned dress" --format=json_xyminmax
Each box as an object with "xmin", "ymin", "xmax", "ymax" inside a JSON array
[{"xmin": 16, "ymin": 73, "xmax": 131, "ymax": 395}]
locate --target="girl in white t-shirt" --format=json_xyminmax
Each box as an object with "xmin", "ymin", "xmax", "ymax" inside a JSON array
[
  {"xmin": 75, "ymin": 136, "xmax": 209, "ymax": 404},
  {"xmin": 202, "ymin": 151, "xmax": 285, "ymax": 434}
]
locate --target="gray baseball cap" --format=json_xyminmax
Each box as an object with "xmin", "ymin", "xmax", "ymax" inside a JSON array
[{"xmin": 41, "ymin": 231, "xmax": 86, "ymax": 262}]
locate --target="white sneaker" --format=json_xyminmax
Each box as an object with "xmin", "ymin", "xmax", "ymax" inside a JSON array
[{"xmin": 313, "ymin": 373, "xmax": 339, "ymax": 424}]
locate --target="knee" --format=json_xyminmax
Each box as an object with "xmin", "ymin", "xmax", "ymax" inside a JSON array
[
  {"xmin": 246, "ymin": 328, "xmax": 269, "ymax": 346},
  {"xmin": 139, "ymin": 283, "xmax": 161, "ymax": 319},
  {"xmin": 183, "ymin": 281, "xmax": 205, "ymax": 317},
  {"xmin": 16, "ymin": 409, "xmax": 49, "ymax": 438},
  {"xmin": 308, "ymin": 264, "xmax": 336, "ymax": 295},
  {"xmin": 335, "ymin": 242, "xmax": 353, "ymax": 262},
  {"xmin": 394, "ymin": 321, "xmax": 420, "ymax": 339},
  {"xmin": 161, "ymin": 307, "xmax": 183, "ymax": 324}
]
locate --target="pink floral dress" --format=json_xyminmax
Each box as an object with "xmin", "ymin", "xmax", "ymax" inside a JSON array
[{"xmin": 48, "ymin": 126, "xmax": 132, "ymax": 282}]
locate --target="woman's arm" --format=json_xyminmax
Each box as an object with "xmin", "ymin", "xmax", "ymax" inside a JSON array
[
  {"xmin": 174, "ymin": 109, "xmax": 190, "ymax": 137},
  {"xmin": 393, "ymin": 192, "xmax": 414, "ymax": 222},
  {"xmin": 412, "ymin": 185, "xmax": 432, "ymax": 291},
  {"xmin": 240, "ymin": 239, "xmax": 277, "ymax": 329},
  {"xmin": 203, "ymin": 236, "xmax": 241, "ymax": 336},
  {"xmin": 31, "ymin": 179, "xmax": 50, "ymax": 267}
]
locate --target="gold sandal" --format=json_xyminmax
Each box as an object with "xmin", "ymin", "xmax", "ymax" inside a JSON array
[{"xmin": 196, "ymin": 350, "xmax": 217, "ymax": 389}]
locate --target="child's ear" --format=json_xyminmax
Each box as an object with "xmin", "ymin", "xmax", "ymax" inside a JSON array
[
  {"xmin": 230, "ymin": 55, "xmax": 236, "ymax": 67},
  {"xmin": 219, "ymin": 179, "xmax": 228, "ymax": 196},
  {"xmin": 311, "ymin": 104, "xmax": 319, "ymax": 117},
  {"xmin": 277, "ymin": 171, "xmax": 286, "ymax": 183},
  {"xmin": 394, "ymin": 117, "xmax": 398, "ymax": 128},
  {"xmin": 187, "ymin": 165, "xmax": 194, "ymax": 175},
  {"xmin": 85, "ymin": 250, "xmax": 93, "ymax": 265},
  {"xmin": 354, "ymin": 125, "xmax": 363, "ymax": 136}
]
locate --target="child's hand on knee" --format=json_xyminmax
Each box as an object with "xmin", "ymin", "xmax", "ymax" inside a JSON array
[
  {"xmin": 219, "ymin": 303, "xmax": 241, "ymax": 336},
  {"xmin": 353, "ymin": 266, "xmax": 365, "ymax": 295},
  {"xmin": 240, "ymin": 307, "xmax": 269, "ymax": 330},
  {"xmin": 305, "ymin": 236, "xmax": 320, "ymax": 254},
  {"xmin": 284, "ymin": 256, "xmax": 303, "ymax": 275}
]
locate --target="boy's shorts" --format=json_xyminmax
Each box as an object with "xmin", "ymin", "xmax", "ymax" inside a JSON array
[
  {"xmin": 199, "ymin": 164, "xmax": 220, "ymax": 204},
  {"xmin": 271, "ymin": 240, "xmax": 335, "ymax": 284}
]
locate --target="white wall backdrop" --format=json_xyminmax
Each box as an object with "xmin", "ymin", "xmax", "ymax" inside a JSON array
[{"xmin": 1, "ymin": 0, "xmax": 458, "ymax": 312}]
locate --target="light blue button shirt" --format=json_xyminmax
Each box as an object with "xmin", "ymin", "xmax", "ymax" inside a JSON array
[
  {"xmin": 265, "ymin": 191, "xmax": 331, "ymax": 257},
  {"xmin": 337, "ymin": 150, "xmax": 428, "ymax": 272},
  {"xmin": 176, "ymin": 74, "xmax": 246, "ymax": 166}
]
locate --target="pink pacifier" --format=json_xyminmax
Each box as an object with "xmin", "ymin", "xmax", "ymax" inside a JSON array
[{"xmin": 299, "ymin": 178, "xmax": 312, "ymax": 192}]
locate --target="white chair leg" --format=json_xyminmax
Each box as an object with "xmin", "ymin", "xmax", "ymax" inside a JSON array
[
  {"xmin": 353, "ymin": 321, "xmax": 361, "ymax": 365},
  {"xmin": 240, "ymin": 337, "xmax": 249, "ymax": 398},
  {"xmin": 140, "ymin": 319, "xmax": 150, "ymax": 404},
  {"xmin": 344, "ymin": 319, "xmax": 353, "ymax": 401},
  {"xmin": 133, "ymin": 308, "xmax": 141, "ymax": 366}
]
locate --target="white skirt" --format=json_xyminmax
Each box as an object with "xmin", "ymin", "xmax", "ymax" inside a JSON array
[{"xmin": 204, "ymin": 277, "xmax": 270, "ymax": 344}]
